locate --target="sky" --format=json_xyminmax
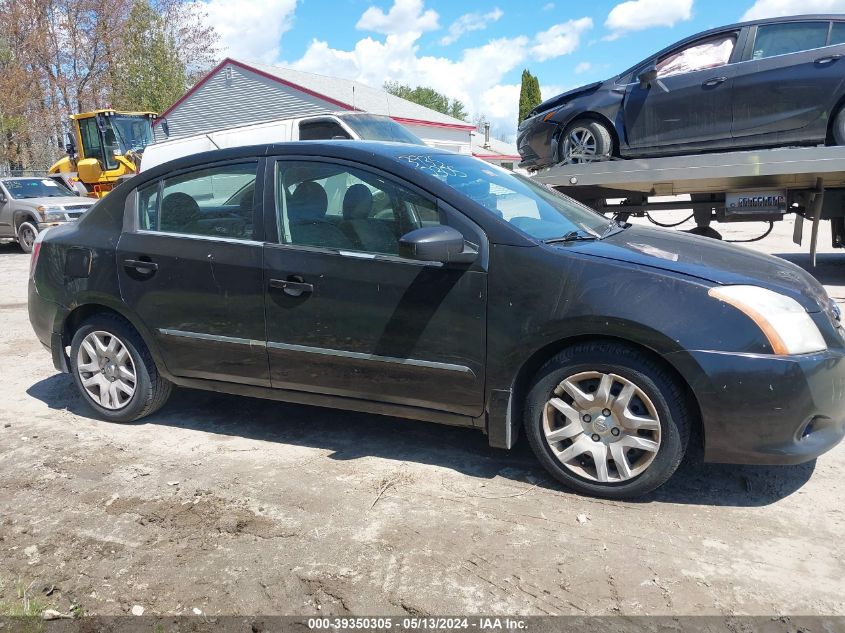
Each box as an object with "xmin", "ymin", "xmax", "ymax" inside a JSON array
[{"xmin": 197, "ymin": 0, "xmax": 845, "ymax": 141}]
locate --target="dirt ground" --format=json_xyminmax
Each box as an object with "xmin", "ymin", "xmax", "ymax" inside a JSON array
[{"xmin": 1, "ymin": 214, "xmax": 844, "ymax": 618}]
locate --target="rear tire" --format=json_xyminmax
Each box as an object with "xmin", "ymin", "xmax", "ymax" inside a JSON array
[
  {"xmin": 16, "ymin": 221, "xmax": 37, "ymax": 254},
  {"xmin": 69, "ymin": 314, "xmax": 172, "ymax": 423},
  {"xmin": 832, "ymin": 107, "xmax": 845, "ymax": 145},
  {"xmin": 524, "ymin": 341, "xmax": 690, "ymax": 499},
  {"xmin": 557, "ymin": 120, "xmax": 614, "ymax": 165}
]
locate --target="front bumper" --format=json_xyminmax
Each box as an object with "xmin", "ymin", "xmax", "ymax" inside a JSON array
[{"xmin": 667, "ymin": 349, "xmax": 845, "ymax": 465}]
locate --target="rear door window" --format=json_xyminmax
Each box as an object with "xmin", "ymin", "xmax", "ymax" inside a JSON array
[
  {"xmin": 138, "ymin": 162, "xmax": 258, "ymax": 240},
  {"xmin": 752, "ymin": 22, "xmax": 830, "ymax": 59}
]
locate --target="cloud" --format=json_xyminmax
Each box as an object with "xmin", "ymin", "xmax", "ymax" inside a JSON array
[
  {"xmin": 531, "ymin": 17, "xmax": 594, "ymax": 61},
  {"xmin": 605, "ymin": 0, "xmax": 693, "ymax": 37},
  {"xmin": 288, "ymin": 3, "xmax": 593, "ymax": 139},
  {"xmin": 201, "ymin": 0, "xmax": 297, "ymax": 63},
  {"xmin": 440, "ymin": 8, "xmax": 504, "ymax": 46},
  {"xmin": 741, "ymin": 0, "xmax": 845, "ymax": 20},
  {"xmin": 574, "ymin": 62, "xmax": 592, "ymax": 74},
  {"xmin": 543, "ymin": 2, "xmax": 555, "ymax": 10},
  {"xmin": 356, "ymin": 0, "xmax": 439, "ymax": 36}
]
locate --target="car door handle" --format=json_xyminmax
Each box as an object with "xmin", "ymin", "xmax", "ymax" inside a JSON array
[
  {"xmin": 816, "ymin": 54, "xmax": 843, "ymax": 65},
  {"xmin": 123, "ymin": 258, "xmax": 158, "ymax": 272},
  {"xmin": 269, "ymin": 277, "xmax": 314, "ymax": 297},
  {"xmin": 702, "ymin": 76, "xmax": 727, "ymax": 87}
]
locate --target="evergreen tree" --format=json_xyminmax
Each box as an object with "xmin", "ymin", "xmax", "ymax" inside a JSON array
[{"xmin": 518, "ymin": 69, "xmax": 542, "ymax": 126}]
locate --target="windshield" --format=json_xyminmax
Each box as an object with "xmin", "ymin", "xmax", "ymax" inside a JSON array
[
  {"xmin": 110, "ymin": 115, "xmax": 154, "ymax": 154},
  {"xmin": 342, "ymin": 114, "xmax": 424, "ymax": 145},
  {"xmin": 2, "ymin": 178, "xmax": 75, "ymax": 199},
  {"xmin": 396, "ymin": 153, "xmax": 611, "ymax": 240}
]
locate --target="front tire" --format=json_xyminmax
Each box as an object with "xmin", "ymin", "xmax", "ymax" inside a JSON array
[
  {"xmin": 557, "ymin": 120, "xmax": 613, "ymax": 165},
  {"xmin": 524, "ymin": 341, "xmax": 690, "ymax": 499},
  {"xmin": 69, "ymin": 314, "xmax": 172, "ymax": 422},
  {"xmin": 17, "ymin": 221, "xmax": 37, "ymax": 254}
]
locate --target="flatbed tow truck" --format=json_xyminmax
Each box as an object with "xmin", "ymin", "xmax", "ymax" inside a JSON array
[{"xmin": 532, "ymin": 146, "xmax": 845, "ymax": 264}]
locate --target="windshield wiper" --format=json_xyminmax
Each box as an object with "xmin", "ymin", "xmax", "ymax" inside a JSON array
[{"xmin": 544, "ymin": 230, "xmax": 599, "ymax": 245}]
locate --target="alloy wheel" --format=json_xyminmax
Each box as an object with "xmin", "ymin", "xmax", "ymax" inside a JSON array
[
  {"xmin": 542, "ymin": 371, "xmax": 662, "ymax": 483},
  {"xmin": 18, "ymin": 224, "xmax": 36, "ymax": 251},
  {"xmin": 561, "ymin": 127, "xmax": 599, "ymax": 164},
  {"xmin": 76, "ymin": 330, "xmax": 137, "ymax": 410}
]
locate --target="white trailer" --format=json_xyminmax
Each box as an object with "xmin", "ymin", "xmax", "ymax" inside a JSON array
[{"xmin": 532, "ymin": 146, "xmax": 845, "ymax": 264}]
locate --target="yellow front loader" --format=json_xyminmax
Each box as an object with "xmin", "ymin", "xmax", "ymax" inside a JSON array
[{"xmin": 50, "ymin": 110, "xmax": 158, "ymax": 198}]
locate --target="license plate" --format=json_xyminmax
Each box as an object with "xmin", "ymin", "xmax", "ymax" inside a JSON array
[{"xmin": 726, "ymin": 190, "xmax": 787, "ymax": 215}]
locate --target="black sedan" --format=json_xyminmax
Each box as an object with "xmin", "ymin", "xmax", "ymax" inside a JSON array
[
  {"xmin": 27, "ymin": 141, "xmax": 845, "ymax": 498},
  {"xmin": 518, "ymin": 14, "xmax": 845, "ymax": 169}
]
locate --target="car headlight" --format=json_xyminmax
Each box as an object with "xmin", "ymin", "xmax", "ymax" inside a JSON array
[
  {"xmin": 42, "ymin": 211, "xmax": 66, "ymax": 222},
  {"xmin": 708, "ymin": 285, "xmax": 826, "ymax": 355}
]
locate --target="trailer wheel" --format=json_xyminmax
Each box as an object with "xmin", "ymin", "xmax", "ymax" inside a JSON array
[{"xmin": 557, "ymin": 120, "xmax": 613, "ymax": 165}]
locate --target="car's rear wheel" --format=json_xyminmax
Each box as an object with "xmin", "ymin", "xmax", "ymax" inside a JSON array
[
  {"xmin": 524, "ymin": 341, "xmax": 690, "ymax": 499},
  {"xmin": 69, "ymin": 314, "xmax": 172, "ymax": 422},
  {"xmin": 16, "ymin": 221, "xmax": 37, "ymax": 254},
  {"xmin": 832, "ymin": 107, "xmax": 845, "ymax": 146},
  {"xmin": 557, "ymin": 120, "xmax": 613, "ymax": 165}
]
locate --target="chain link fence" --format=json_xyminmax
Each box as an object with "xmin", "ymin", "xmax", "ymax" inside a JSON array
[{"xmin": 0, "ymin": 167, "xmax": 51, "ymax": 177}]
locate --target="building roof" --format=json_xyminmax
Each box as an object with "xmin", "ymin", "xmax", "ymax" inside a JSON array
[
  {"xmin": 158, "ymin": 58, "xmax": 476, "ymax": 132},
  {"xmin": 470, "ymin": 133, "xmax": 520, "ymax": 161}
]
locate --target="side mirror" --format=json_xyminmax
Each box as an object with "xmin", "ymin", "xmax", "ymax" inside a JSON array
[
  {"xmin": 0, "ymin": 193, "xmax": 7, "ymax": 204},
  {"xmin": 638, "ymin": 65, "xmax": 658, "ymax": 89},
  {"xmin": 399, "ymin": 225, "xmax": 477, "ymax": 264}
]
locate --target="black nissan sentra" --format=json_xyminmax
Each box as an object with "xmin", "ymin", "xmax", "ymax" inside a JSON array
[{"xmin": 27, "ymin": 142, "xmax": 845, "ymax": 498}]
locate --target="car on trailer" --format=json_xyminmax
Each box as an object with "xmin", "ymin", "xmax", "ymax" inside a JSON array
[{"xmin": 518, "ymin": 14, "xmax": 845, "ymax": 169}]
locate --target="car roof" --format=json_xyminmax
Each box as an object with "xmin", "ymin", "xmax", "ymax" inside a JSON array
[
  {"xmin": 617, "ymin": 13, "xmax": 845, "ymax": 77},
  {"xmin": 1, "ymin": 176, "xmax": 52, "ymax": 181},
  {"xmin": 137, "ymin": 140, "xmax": 452, "ymax": 183}
]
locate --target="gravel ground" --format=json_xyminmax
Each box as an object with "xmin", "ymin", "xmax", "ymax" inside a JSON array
[{"xmin": 0, "ymin": 215, "xmax": 843, "ymax": 617}]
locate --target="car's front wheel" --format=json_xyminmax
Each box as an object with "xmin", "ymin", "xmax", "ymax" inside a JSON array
[
  {"xmin": 69, "ymin": 314, "xmax": 172, "ymax": 422},
  {"xmin": 16, "ymin": 221, "xmax": 38, "ymax": 254},
  {"xmin": 557, "ymin": 120, "xmax": 613, "ymax": 165},
  {"xmin": 524, "ymin": 341, "xmax": 690, "ymax": 499}
]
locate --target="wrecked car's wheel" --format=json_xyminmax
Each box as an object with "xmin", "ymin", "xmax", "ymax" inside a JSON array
[
  {"xmin": 558, "ymin": 120, "xmax": 613, "ymax": 165},
  {"xmin": 70, "ymin": 314, "xmax": 172, "ymax": 423},
  {"xmin": 525, "ymin": 341, "xmax": 689, "ymax": 499}
]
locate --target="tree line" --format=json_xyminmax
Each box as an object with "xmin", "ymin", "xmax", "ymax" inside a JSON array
[{"xmin": 0, "ymin": 0, "xmax": 218, "ymax": 171}]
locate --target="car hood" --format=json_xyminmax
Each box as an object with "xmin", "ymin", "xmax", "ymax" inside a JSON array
[
  {"xmin": 14, "ymin": 196, "xmax": 94, "ymax": 208},
  {"xmin": 572, "ymin": 225, "xmax": 830, "ymax": 312},
  {"xmin": 528, "ymin": 81, "xmax": 604, "ymax": 118}
]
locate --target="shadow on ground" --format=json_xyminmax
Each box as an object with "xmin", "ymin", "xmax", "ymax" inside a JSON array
[
  {"xmin": 27, "ymin": 373, "xmax": 815, "ymax": 508},
  {"xmin": 0, "ymin": 241, "xmax": 26, "ymax": 256}
]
